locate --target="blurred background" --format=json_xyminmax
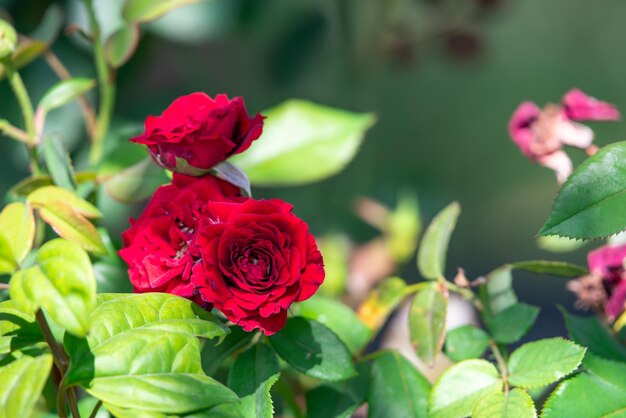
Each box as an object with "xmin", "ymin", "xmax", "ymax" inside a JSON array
[{"xmin": 2, "ymin": 0, "xmax": 626, "ymax": 339}]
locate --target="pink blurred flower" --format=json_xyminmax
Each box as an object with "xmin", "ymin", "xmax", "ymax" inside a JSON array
[
  {"xmin": 569, "ymin": 244, "xmax": 626, "ymax": 321},
  {"xmin": 508, "ymin": 89, "xmax": 619, "ymax": 183},
  {"xmin": 562, "ymin": 89, "xmax": 620, "ymax": 121}
]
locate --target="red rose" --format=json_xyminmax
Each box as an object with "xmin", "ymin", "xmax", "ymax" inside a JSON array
[
  {"xmin": 131, "ymin": 93, "xmax": 264, "ymax": 174},
  {"xmin": 192, "ymin": 199, "xmax": 325, "ymax": 335},
  {"xmin": 119, "ymin": 173, "xmax": 243, "ymax": 306}
]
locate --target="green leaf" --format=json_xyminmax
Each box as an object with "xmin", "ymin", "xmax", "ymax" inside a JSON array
[
  {"xmin": 229, "ymin": 99, "xmax": 375, "ymax": 186},
  {"xmin": 295, "ymin": 295, "xmax": 371, "ymax": 354},
  {"xmin": 490, "ymin": 303, "xmax": 539, "ymax": 344},
  {"xmin": 38, "ymin": 78, "xmax": 95, "ymax": 112},
  {"xmin": 42, "ymin": 135, "xmax": 76, "ymax": 191},
  {"xmin": 103, "ymin": 158, "xmax": 169, "ymax": 203},
  {"xmin": 0, "ymin": 39, "xmax": 48, "ymax": 81},
  {"xmin": 64, "ymin": 293, "xmax": 233, "ymax": 414},
  {"xmin": 511, "ymin": 260, "xmax": 588, "ymax": 277},
  {"xmin": 0, "ymin": 354, "xmax": 53, "ymax": 418},
  {"xmin": 10, "ymin": 239, "xmax": 96, "ymax": 337},
  {"xmin": 369, "ymin": 351, "xmax": 431, "ymax": 418},
  {"xmin": 269, "ymin": 317, "xmax": 356, "ymax": 381},
  {"xmin": 37, "ymin": 200, "xmax": 106, "ymax": 254},
  {"xmin": 28, "ymin": 185, "xmax": 101, "ymax": 218},
  {"xmin": 507, "ymin": 338, "xmax": 586, "ymax": 388},
  {"xmin": 305, "ymin": 363, "xmax": 369, "ymax": 418},
  {"xmin": 0, "ymin": 203, "xmax": 35, "ymax": 265},
  {"xmin": 105, "ymin": 24, "xmax": 140, "ymax": 68},
  {"xmin": 444, "ymin": 325, "xmax": 490, "ymax": 362},
  {"xmin": 408, "ymin": 282, "xmax": 448, "ymax": 364},
  {"xmin": 201, "ymin": 326, "xmax": 254, "ymax": 376},
  {"xmin": 0, "ymin": 234, "xmax": 16, "ymax": 275},
  {"xmin": 417, "ymin": 202, "xmax": 460, "ymax": 280},
  {"xmin": 429, "ymin": 359, "xmax": 502, "ymax": 418},
  {"xmin": 212, "ymin": 161, "xmax": 252, "ymax": 197},
  {"xmin": 542, "ymin": 354, "xmax": 626, "ymax": 418},
  {"xmin": 472, "ymin": 389, "xmax": 536, "ymax": 418},
  {"xmin": 0, "ymin": 300, "xmax": 42, "ymax": 355},
  {"xmin": 228, "ymin": 343, "xmax": 279, "ymax": 418},
  {"xmin": 540, "ymin": 141, "xmax": 626, "ymax": 239},
  {"xmin": 357, "ymin": 276, "xmax": 407, "ymax": 331},
  {"xmin": 123, "ymin": 0, "xmax": 209, "ymax": 23},
  {"xmin": 536, "ymin": 235, "xmax": 585, "ymax": 253},
  {"xmin": 9, "ymin": 173, "xmax": 97, "ymax": 198},
  {"xmin": 482, "ymin": 266, "xmax": 517, "ymax": 316},
  {"xmin": 559, "ymin": 307, "xmax": 626, "ymax": 362}
]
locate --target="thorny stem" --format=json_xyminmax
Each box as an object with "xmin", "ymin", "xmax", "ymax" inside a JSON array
[
  {"xmin": 85, "ymin": 0, "xmax": 115, "ymax": 165},
  {"xmin": 2, "ymin": 58, "xmax": 41, "ymax": 174},
  {"xmin": 490, "ymin": 341, "xmax": 509, "ymax": 394}
]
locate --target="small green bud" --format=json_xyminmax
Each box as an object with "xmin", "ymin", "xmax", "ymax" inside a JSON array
[{"xmin": 0, "ymin": 19, "xmax": 17, "ymax": 60}]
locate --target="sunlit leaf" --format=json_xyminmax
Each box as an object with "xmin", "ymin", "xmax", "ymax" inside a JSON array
[
  {"xmin": 540, "ymin": 141, "xmax": 626, "ymax": 239},
  {"xmin": 417, "ymin": 202, "xmax": 460, "ymax": 280},
  {"xmin": 28, "ymin": 185, "xmax": 101, "ymax": 218},
  {"xmin": 357, "ymin": 277, "xmax": 407, "ymax": 331},
  {"xmin": 472, "ymin": 389, "xmax": 536, "ymax": 418},
  {"xmin": 230, "ymin": 99, "xmax": 375, "ymax": 186},
  {"xmin": 444, "ymin": 325, "xmax": 490, "ymax": 362},
  {"xmin": 408, "ymin": 281, "xmax": 448, "ymax": 364},
  {"xmin": 0, "ymin": 354, "xmax": 53, "ymax": 418}
]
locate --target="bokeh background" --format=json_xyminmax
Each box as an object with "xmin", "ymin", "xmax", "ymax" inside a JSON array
[{"xmin": 2, "ymin": 0, "xmax": 626, "ymax": 339}]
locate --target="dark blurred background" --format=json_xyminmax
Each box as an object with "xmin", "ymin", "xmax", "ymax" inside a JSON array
[{"xmin": 2, "ymin": 0, "xmax": 626, "ymax": 338}]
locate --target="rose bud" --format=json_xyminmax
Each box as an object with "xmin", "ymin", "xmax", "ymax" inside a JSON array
[
  {"xmin": 131, "ymin": 93, "xmax": 264, "ymax": 175},
  {"xmin": 119, "ymin": 173, "xmax": 244, "ymax": 307},
  {"xmin": 562, "ymin": 88, "xmax": 620, "ymax": 122},
  {"xmin": 193, "ymin": 199, "xmax": 325, "ymax": 335},
  {"xmin": 0, "ymin": 19, "xmax": 17, "ymax": 60}
]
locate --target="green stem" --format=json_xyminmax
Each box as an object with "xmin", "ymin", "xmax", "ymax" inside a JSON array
[
  {"xmin": 85, "ymin": 0, "xmax": 115, "ymax": 165},
  {"xmin": 65, "ymin": 384, "xmax": 81, "ymax": 418},
  {"xmin": 275, "ymin": 376, "xmax": 305, "ymax": 418},
  {"xmin": 35, "ymin": 310, "xmax": 68, "ymax": 371},
  {"xmin": 2, "ymin": 59, "xmax": 41, "ymax": 174},
  {"xmin": 490, "ymin": 341, "xmax": 509, "ymax": 394},
  {"xmin": 88, "ymin": 400, "xmax": 102, "ymax": 418},
  {"xmin": 0, "ymin": 119, "xmax": 29, "ymax": 142},
  {"xmin": 445, "ymin": 281, "xmax": 483, "ymax": 311}
]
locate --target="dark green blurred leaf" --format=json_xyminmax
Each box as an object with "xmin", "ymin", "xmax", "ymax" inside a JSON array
[
  {"xmin": 105, "ymin": 24, "xmax": 140, "ymax": 68},
  {"xmin": 430, "ymin": 359, "xmax": 501, "ymax": 418},
  {"xmin": 123, "ymin": 0, "xmax": 209, "ymax": 23},
  {"xmin": 540, "ymin": 141, "xmax": 626, "ymax": 239},
  {"xmin": 560, "ymin": 307, "xmax": 626, "ymax": 361},
  {"xmin": 417, "ymin": 202, "xmax": 460, "ymax": 280},
  {"xmin": 444, "ymin": 325, "xmax": 490, "ymax": 362},
  {"xmin": 368, "ymin": 351, "xmax": 431, "ymax": 418},
  {"xmin": 230, "ymin": 100, "xmax": 375, "ymax": 186},
  {"xmin": 42, "ymin": 135, "xmax": 76, "ymax": 191},
  {"xmin": 104, "ymin": 158, "xmax": 169, "ymax": 203},
  {"xmin": 93, "ymin": 261, "xmax": 133, "ymax": 293},
  {"xmin": 408, "ymin": 282, "xmax": 448, "ymax": 364},
  {"xmin": 269, "ymin": 317, "xmax": 356, "ymax": 381},
  {"xmin": 201, "ymin": 326, "xmax": 254, "ymax": 376},
  {"xmin": 305, "ymin": 363, "xmax": 369, "ymax": 418},
  {"xmin": 472, "ymin": 389, "xmax": 536, "ymax": 418},
  {"xmin": 228, "ymin": 343, "xmax": 279, "ymax": 418},
  {"xmin": 512, "ymin": 260, "xmax": 588, "ymax": 277},
  {"xmin": 296, "ymin": 295, "xmax": 371, "ymax": 354},
  {"xmin": 542, "ymin": 354, "xmax": 626, "ymax": 418},
  {"xmin": 10, "ymin": 239, "xmax": 96, "ymax": 337},
  {"xmin": 507, "ymin": 338, "xmax": 585, "ymax": 389},
  {"xmin": 490, "ymin": 303, "xmax": 539, "ymax": 344},
  {"xmin": 0, "ymin": 354, "xmax": 52, "ymax": 418},
  {"xmin": 38, "ymin": 78, "xmax": 95, "ymax": 112}
]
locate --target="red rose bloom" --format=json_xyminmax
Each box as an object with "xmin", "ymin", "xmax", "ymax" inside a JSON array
[
  {"xmin": 119, "ymin": 173, "xmax": 243, "ymax": 306},
  {"xmin": 192, "ymin": 199, "xmax": 325, "ymax": 335},
  {"xmin": 131, "ymin": 93, "xmax": 264, "ymax": 174}
]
